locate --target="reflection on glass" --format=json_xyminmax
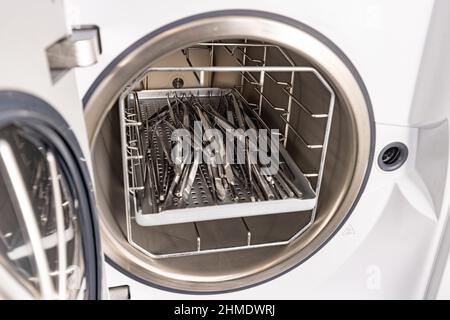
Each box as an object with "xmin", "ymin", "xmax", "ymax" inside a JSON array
[{"xmin": 0, "ymin": 125, "xmax": 87, "ymax": 299}]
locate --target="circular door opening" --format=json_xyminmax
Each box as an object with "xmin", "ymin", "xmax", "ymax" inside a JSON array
[{"xmin": 84, "ymin": 11, "xmax": 374, "ymax": 292}]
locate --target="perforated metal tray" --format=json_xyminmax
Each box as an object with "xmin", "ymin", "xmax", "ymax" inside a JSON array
[{"xmin": 121, "ymin": 88, "xmax": 317, "ymax": 226}]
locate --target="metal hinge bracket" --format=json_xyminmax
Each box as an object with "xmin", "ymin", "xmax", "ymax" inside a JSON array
[{"xmin": 46, "ymin": 25, "xmax": 102, "ymax": 82}]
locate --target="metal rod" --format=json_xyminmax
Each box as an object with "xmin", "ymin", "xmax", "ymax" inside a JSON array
[
  {"xmin": 129, "ymin": 235, "xmax": 292, "ymax": 259},
  {"xmin": 194, "ymin": 222, "xmax": 201, "ymax": 252},
  {"xmin": 242, "ymin": 218, "xmax": 251, "ymax": 246},
  {"xmin": 304, "ymin": 173, "xmax": 319, "ymax": 178},
  {"xmin": 258, "ymin": 45, "xmax": 267, "ymax": 116},
  {"xmin": 46, "ymin": 152, "xmax": 67, "ymax": 299},
  {"xmin": 143, "ymin": 66, "xmax": 323, "ymax": 73},
  {"xmin": 239, "ymin": 39, "xmax": 248, "ymax": 94},
  {"xmin": 197, "ymin": 42, "xmax": 280, "ymax": 48},
  {"xmin": 284, "ymin": 68, "xmax": 296, "ymax": 147}
]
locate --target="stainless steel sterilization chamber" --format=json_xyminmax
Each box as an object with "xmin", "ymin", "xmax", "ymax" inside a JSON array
[{"xmin": 83, "ymin": 14, "xmax": 373, "ymax": 292}]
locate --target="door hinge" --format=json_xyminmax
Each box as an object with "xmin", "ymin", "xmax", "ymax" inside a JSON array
[
  {"xmin": 108, "ymin": 285, "xmax": 131, "ymax": 300},
  {"xmin": 46, "ymin": 25, "xmax": 102, "ymax": 81}
]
